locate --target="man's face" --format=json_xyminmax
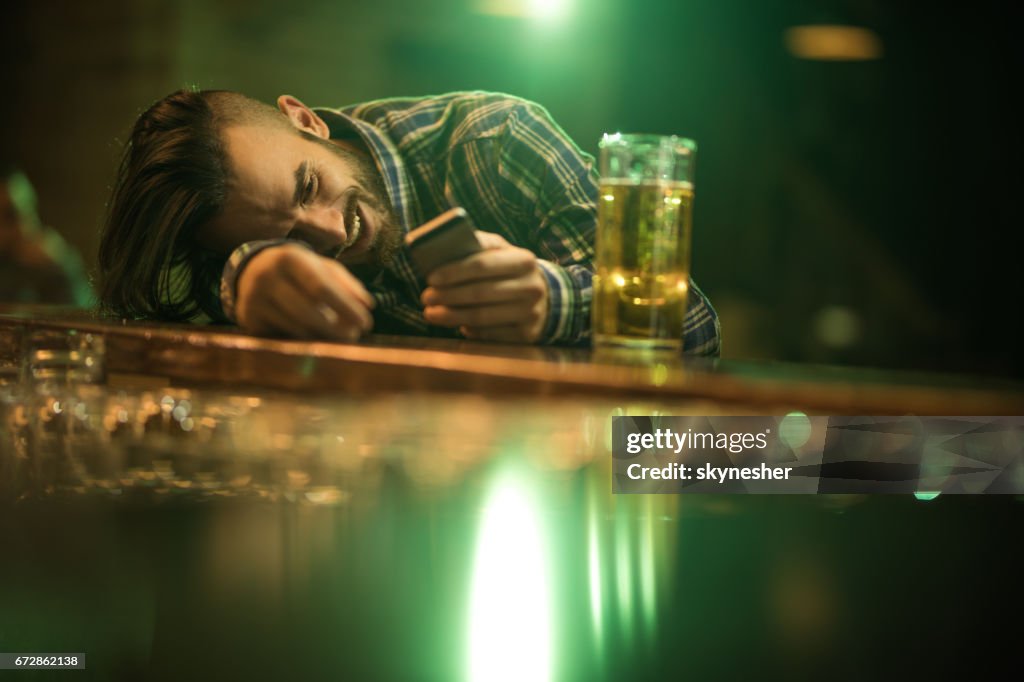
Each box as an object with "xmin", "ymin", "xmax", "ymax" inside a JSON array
[{"xmin": 201, "ymin": 123, "xmax": 401, "ymax": 267}]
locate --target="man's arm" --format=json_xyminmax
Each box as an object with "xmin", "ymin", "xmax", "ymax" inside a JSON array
[
  {"xmin": 220, "ymin": 239, "xmax": 374, "ymax": 341},
  {"xmin": 421, "ymin": 96, "xmax": 597, "ymax": 344}
]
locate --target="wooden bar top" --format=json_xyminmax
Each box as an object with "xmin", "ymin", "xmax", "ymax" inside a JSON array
[{"xmin": 2, "ymin": 305, "xmax": 1022, "ymax": 415}]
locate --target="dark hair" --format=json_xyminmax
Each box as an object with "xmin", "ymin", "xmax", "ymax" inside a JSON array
[{"xmin": 98, "ymin": 88, "xmax": 287, "ymax": 321}]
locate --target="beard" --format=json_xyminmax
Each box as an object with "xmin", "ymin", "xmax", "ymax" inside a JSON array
[{"xmin": 321, "ymin": 138, "xmax": 403, "ymax": 269}]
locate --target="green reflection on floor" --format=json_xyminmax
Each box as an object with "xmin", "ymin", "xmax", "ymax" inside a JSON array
[
  {"xmin": 587, "ymin": 487, "xmax": 605, "ymax": 656},
  {"xmin": 639, "ymin": 496, "xmax": 658, "ymax": 641},
  {"xmin": 467, "ymin": 468, "xmax": 552, "ymax": 682},
  {"xmin": 614, "ymin": 507, "xmax": 635, "ymax": 642}
]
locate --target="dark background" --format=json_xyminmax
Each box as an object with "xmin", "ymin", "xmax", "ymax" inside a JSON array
[{"xmin": 2, "ymin": 0, "xmax": 1020, "ymax": 378}]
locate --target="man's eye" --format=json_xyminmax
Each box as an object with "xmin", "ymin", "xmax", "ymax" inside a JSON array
[{"xmin": 302, "ymin": 172, "xmax": 318, "ymax": 204}]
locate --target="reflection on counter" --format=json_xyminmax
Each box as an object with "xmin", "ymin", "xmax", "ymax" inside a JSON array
[
  {"xmin": 2, "ymin": 381, "xmax": 1020, "ymax": 680},
  {"xmin": 1, "ymin": 381, "xmax": 700, "ymax": 680},
  {"xmin": 1, "ymin": 383, "xmax": 609, "ymax": 502}
]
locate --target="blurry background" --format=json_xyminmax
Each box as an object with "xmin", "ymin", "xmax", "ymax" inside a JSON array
[{"xmin": 1, "ymin": 0, "xmax": 1020, "ymax": 378}]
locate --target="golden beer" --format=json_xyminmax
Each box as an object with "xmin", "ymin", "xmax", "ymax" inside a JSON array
[{"xmin": 592, "ymin": 179, "xmax": 693, "ymax": 350}]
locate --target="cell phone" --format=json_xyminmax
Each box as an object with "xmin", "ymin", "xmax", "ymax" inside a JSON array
[{"xmin": 404, "ymin": 207, "xmax": 484, "ymax": 278}]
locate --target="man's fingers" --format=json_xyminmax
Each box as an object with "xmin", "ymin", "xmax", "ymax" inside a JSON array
[
  {"xmin": 421, "ymin": 276, "xmax": 544, "ymax": 308},
  {"xmin": 325, "ymin": 259, "xmax": 376, "ymax": 309},
  {"xmin": 473, "ymin": 230, "xmax": 509, "ymax": 249},
  {"xmin": 279, "ymin": 252, "xmax": 374, "ymax": 332},
  {"xmin": 263, "ymin": 278, "xmax": 361, "ymax": 341},
  {"xmin": 424, "ymin": 301, "xmax": 541, "ymax": 328},
  {"xmin": 412, "ymin": 230, "xmax": 549, "ymax": 344},
  {"xmin": 427, "ymin": 246, "xmax": 534, "ymax": 287},
  {"xmin": 243, "ymin": 282, "xmax": 315, "ymax": 338}
]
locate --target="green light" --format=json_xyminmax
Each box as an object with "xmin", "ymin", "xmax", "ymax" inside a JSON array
[
  {"xmin": 467, "ymin": 473, "xmax": 552, "ymax": 682},
  {"xmin": 914, "ymin": 491, "xmax": 940, "ymax": 501},
  {"xmin": 638, "ymin": 500, "xmax": 657, "ymax": 640},
  {"xmin": 473, "ymin": 0, "xmax": 569, "ymax": 22},
  {"xmin": 587, "ymin": 508, "xmax": 604, "ymax": 649},
  {"xmin": 614, "ymin": 507, "xmax": 635, "ymax": 639},
  {"xmin": 779, "ymin": 411, "xmax": 812, "ymax": 450},
  {"xmin": 528, "ymin": 0, "xmax": 568, "ymax": 22}
]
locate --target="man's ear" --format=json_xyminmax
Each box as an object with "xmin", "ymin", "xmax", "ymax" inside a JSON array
[{"xmin": 277, "ymin": 95, "xmax": 330, "ymax": 139}]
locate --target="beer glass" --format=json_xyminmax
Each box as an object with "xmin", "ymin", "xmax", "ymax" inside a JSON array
[{"xmin": 592, "ymin": 134, "xmax": 696, "ymax": 351}]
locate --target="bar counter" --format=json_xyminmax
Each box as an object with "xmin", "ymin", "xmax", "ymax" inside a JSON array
[
  {"xmin": 2, "ymin": 305, "xmax": 1022, "ymax": 414},
  {"xmin": 1, "ymin": 305, "xmax": 1021, "ymax": 680}
]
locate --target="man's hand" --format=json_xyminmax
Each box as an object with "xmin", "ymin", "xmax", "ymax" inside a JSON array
[
  {"xmin": 421, "ymin": 231, "xmax": 549, "ymax": 343},
  {"xmin": 235, "ymin": 243, "xmax": 374, "ymax": 341}
]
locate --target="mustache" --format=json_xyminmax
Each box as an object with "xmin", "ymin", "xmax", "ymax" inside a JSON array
[{"xmin": 323, "ymin": 141, "xmax": 401, "ymax": 265}]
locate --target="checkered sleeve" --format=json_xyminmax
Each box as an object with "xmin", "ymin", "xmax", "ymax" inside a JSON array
[
  {"xmin": 682, "ymin": 280, "xmax": 721, "ymax": 357},
  {"xmin": 443, "ymin": 97, "xmax": 597, "ymax": 344},
  {"xmin": 219, "ymin": 239, "xmax": 297, "ymax": 322}
]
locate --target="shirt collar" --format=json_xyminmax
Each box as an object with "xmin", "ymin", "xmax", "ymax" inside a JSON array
[{"xmin": 313, "ymin": 108, "xmax": 419, "ymax": 234}]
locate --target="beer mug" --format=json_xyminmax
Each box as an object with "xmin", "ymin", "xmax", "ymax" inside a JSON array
[{"xmin": 592, "ymin": 134, "xmax": 696, "ymax": 352}]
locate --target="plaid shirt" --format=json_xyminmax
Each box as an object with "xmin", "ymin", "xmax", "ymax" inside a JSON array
[{"xmin": 220, "ymin": 92, "xmax": 720, "ymax": 355}]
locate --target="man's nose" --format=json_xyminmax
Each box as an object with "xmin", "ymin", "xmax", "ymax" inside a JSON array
[{"xmin": 293, "ymin": 206, "xmax": 347, "ymax": 254}]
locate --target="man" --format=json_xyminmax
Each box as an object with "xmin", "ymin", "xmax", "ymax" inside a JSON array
[{"xmin": 99, "ymin": 89, "xmax": 720, "ymax": 354}]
